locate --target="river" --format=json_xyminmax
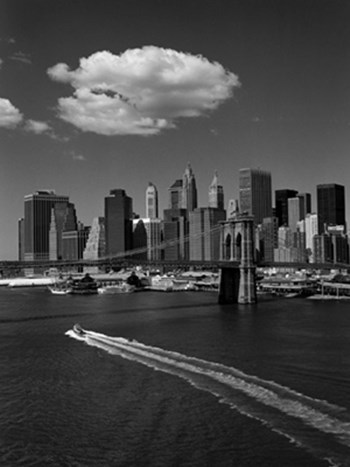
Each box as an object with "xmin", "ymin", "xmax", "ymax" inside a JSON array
[{"xmin": 1, "ymin": 288, "xmax": 350, "ymax": 466}]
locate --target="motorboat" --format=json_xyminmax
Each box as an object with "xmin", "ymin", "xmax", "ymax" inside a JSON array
[
  {"xmin": 48, "ymin": 285, "xmax": 72, "ymax": 295},
  {"xmin": 73, "ymin": 323, "xmax": 85, "ymax": 336}
]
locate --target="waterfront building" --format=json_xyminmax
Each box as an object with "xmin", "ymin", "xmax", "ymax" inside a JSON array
[
  {"xmin": 313, "ymin": 234, "xmax": 333, "ymax": 263},
  {"xmin": 23, "ymin": 190, "xmax": 70, "ymax": 262},
  {"xmin": 145, "ymin": 183, "xmax": 159, "ymax": 219},
  {"xmin": 104, "ymin": 189, "xmax": 133, "ymax": 257},
  {"xmin": 182, "ymin": 163, "xmax": 198, "ymax": 211},
  {"xmin": 239, "ymin": 168, "xmax": 272, "ymax": 224},
  {"xmin": 189, "ymin": 207, "xmax": 226, "ymax": 261},
  {"xmin": 208, "ymin": 171, "xmax": 224, "ymax": 210},
  {"xmin": 260, "ymin": 217, "xmax": 279, "ymax": 262},
  {"xmin": 275, "ymin": 189, "xmax": 298, "ymax": 227},
  {"xmin": 317, "ymin": 184, "xmax": 345, "ymax": 234}
]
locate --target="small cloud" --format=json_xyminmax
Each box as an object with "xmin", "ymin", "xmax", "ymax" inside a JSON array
[
  {"xmin": 251, "ymin": 116, "xmax": 262, "ymax": 123},
  {"xmin": 71, "ymin": 151, "xmax": 86, "ymax": 161},
  {"xmin": 10, "ymin": 51, "xmax": 32, "ymax": 65},
  {"xmin": 0, "ymin": 98, "xmax": 23, "ymax": 128},
  {"xmin": 24, "ymin": 119, "xmax": 52, "ymax": 134},
  {"xmin": 48, "ymin": 46, "xmax": 240, "ymax": 136},
  {"xmin": 210, "ymin": 128, "xmax": 219, "ymax": 136},
  {"xmin": 0, "ymin": 37, "xmax": 16, "ymax": 44},
  {"xmin": 0, "ymin": 58, "xmax": 3, "ymax": 69}
]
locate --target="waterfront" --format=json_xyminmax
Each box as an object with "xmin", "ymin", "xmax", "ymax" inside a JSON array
[{"xmin": 1, "ymin": 288, "xmax": 350, "ymax": 466}]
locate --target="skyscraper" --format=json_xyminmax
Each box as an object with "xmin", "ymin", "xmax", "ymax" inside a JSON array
[
  {"xmin": 104, "ymin": 189, "xmax": 133, "ymax": 256},
  {"xmin": 182, "ymin": 163, "xmax": 198, "ymax": 211},
  {"xmin": 239, "ymin": 168, "xmax": 272, "ymax": 224},
  {"xmin": 145, "ymin": 182, "xmax": 159, "ymax": 219},
  {"xmin": 275, "ymin": 189, "xmax": 298, "ymax": 227},
  {"xmin": 189, "ymin": 207, "xmax": 226, "ymax": 261},
  {"xmin": 23, "ymin": 190, "xmax": 70, "ymax": 262},
  {"xmin": 317, "ymin": 184, "xmax": 345, "ymax": 234},
  {"xmin": 208, "ymin": 171, "xmax": 224, "ymax": 210}
]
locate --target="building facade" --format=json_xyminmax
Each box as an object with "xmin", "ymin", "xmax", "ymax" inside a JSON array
[
  {"xmin": 104, "ymin": 189, "xmax": 133, "ymax": 256},
  {"xmin": 317, "ymin": 184, "xmax": 345, "ymax": 234},
  {"xmin": 23, "ymin": 190, "xmax": 70, "ymax": 262},
  {"xmin": 239, "ymin": 168, "xmax": 272, "ymax": 224},
  {"xmin": 189, "ymin": 207, "xmax": 226, "ymax": 261},
  {"xmin": 275, "ymin": 189, "xmax": 298, "ymax": 227}
]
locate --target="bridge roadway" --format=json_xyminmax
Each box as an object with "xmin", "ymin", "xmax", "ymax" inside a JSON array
[{"xmin": 0, "ymin": 258, "xmax": 349, "ymax": 271}]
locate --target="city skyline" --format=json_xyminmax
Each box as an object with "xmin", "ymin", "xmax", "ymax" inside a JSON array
[{"xmin": 1, "ymin": 0, "xmax": 349, "ymax": 259}]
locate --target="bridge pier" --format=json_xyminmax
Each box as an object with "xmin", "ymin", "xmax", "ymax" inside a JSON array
[{"xmin": 218, "ymin": 214, "xmax": 256, "ymax": 304}]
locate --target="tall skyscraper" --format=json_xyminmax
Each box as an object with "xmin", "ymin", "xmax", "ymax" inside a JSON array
[
  {"xmin": 317, "ymin": 184, "xmax": 345, "ymax": 234},
  {"xmin": 83, "ymin": 217, "xmax": 105, "ymax": 273},
  {"xmin": 275, "ymin": 189, "xmax": 298, "ymax": 227},
  {"xmin": 145, "ymin": 182, "xmax": 159, "ymax": 219},
  {"xmin": 239, "ymin": 168, "xmax": 272, "ymax": 224},
  {"xmin": 104, "ymin": 189, "xmax": 133, "ymax": 256},
  {"xmin": 208, "ymin": 171, "xmax": 224, "ymax": 210},
  {"xmin": 288, "ymin": 197, "xmax": 303, "ymax": 232},
  {"xmin": 182, "ymin": 163, "xmax": 198, "ymax": 211},
  {"xmin": 23, "ymin": 190, "xmax": 70, "ymax": 262}
]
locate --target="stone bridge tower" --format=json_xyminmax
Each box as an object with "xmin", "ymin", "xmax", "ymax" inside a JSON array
[{"xmin": 218, "ymin": 214, "xmax": 256, "ymax": 304}]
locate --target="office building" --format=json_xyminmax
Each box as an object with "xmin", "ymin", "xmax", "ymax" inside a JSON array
[
  {"xmin": 317, "ymin": 184, "xmax": 345, "ymax": 234},
  {"xmin": 132, "ymin": 219, "xmax": 148, "ymax": 260},
  {"xmin": 298, "ymin": 193, "xmax": 311, "ymax": 219},
  {"xmin": 23, "ymin": 190, "xmax": 70, "ymax": 262},
  {"xmin": 182, "ymin": 163, "xmax": 198, "ymax": 211},
  {"xmin": 260, "ymin": 217, "xmax": 279, "ymax": 262},
  {"xmin": 275, "ymin": 189, "xmax": 298, "ymax": 227},
  {"xmin": 104, "ymin": 189, "xmax": 133, "ymax": 256},
  {"xmin": 189, "ymin": 207, "xmax": 226, "ymax": 261},
  {"xmin": 208, "ymin": 171, "xmax": 224, "ymax": 210},
  {"xmin": 145, "ymin": 182, "xmax": 159, "ymax": 219},
  {"xmin": 62, "ymin": 222, "xmax": 90, "ymax": 262},
  {"xmin": 239, "ymin": 168, "xmax": 272, "ymax": 224},
  {"xmin": 288, "ymin": 197, "xmax": 303, "ymax": 232}
]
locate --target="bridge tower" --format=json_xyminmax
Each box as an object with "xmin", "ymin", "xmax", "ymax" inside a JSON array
[{"xmin": 218, "ymin": 214, "xmax": 256, "ymax": 304}]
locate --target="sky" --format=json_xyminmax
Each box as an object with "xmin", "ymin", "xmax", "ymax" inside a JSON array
[{"xmin": 0, "ymin": 0, "xmax": 349, "ymax": 259}]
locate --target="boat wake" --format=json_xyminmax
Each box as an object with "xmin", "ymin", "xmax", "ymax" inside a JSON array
[{"xmin": 66, "ymin": 327, "xmax": 350, "ymax": 466}]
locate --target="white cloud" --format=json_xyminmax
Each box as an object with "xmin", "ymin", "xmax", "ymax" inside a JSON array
[
  {"xmin": 10, "ymin": 51, "xmax": 32, "ymax": 65},
  {"xmin": 0, "ymin": 98, "xmax": 23, "ymax": 128},
  {"xmin": 0, "ymin": 58, "xmax": 3, "ymax": 69},
  {"xmin": 48, "ymin": 46, "xmax": 240, "ymax": 136},
  {"xmin": 24, "ymin": 119, "xmax": 52, "ymax": 134}
]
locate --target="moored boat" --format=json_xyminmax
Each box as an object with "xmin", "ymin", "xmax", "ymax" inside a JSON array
[{"xmin": 98, "ymin": 283, "xmax": 136, "ymax": 294}]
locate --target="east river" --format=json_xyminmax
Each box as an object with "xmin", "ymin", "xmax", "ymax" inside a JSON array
[{"xmin": 1, "ymin": 287, "xmax": 350, "ymax": 466}]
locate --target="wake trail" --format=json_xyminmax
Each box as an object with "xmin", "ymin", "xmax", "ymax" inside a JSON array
[{"xmin": 66, "ymin": 328, "xmax": 350, "ymax": 467}]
